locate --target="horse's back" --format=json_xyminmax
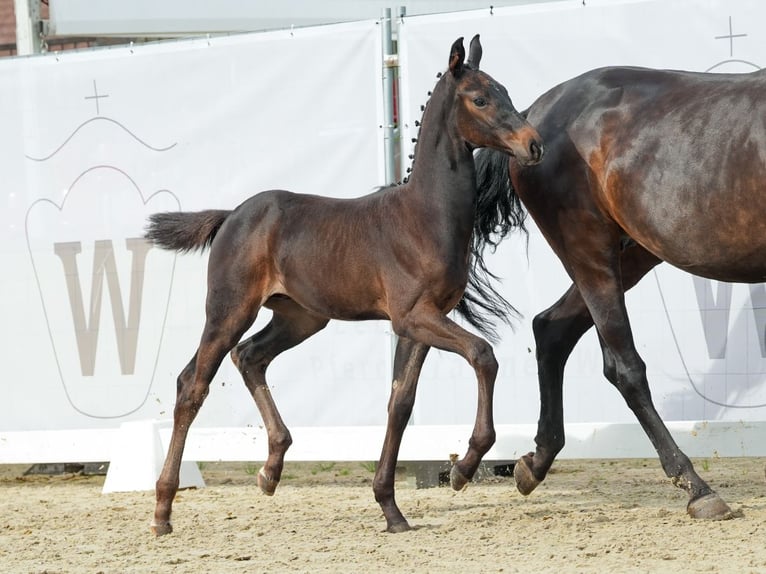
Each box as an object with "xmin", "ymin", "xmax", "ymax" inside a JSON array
[{"xmin": 521, "ymin": 66, "xmax": 766, "ymax": 281}]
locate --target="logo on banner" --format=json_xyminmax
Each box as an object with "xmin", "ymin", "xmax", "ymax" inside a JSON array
[
  {"xmin": 24, "ymin": 80, "xmax": 180, "ymax": 418},
  {"xmin": 655, "ymin": 269, "xmax": 766, "ymax": 411}
]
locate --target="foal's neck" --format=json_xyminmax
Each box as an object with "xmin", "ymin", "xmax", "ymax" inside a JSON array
[{"xmin": 406, "ymin": 74, "xmax": 477, "ymax": 214}]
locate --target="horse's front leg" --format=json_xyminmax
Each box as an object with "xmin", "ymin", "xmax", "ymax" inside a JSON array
[
  {"xmin": 514, "ymin": 284, "xmax": 593, "ymax": 495},
  {"xmin": 373, "ymin": 337, "xmax": 429, "ymax": 532}
]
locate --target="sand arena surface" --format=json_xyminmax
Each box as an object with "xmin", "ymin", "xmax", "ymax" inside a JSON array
[{"xmin": 0, "ymin": 457, "xmax": 764, "ymax": 573}]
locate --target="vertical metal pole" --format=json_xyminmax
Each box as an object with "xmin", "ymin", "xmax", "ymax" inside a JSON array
[
  {"xmin": 381, "ymin": 8, "xmax": 397, "ymax": 186},
  {"xmin": 381, "ymin": 8, "xmax": 399, "ymax": 415},
  {"xmin": 14, "ymin": 0, "xmax": 41, "ymax": 55}
]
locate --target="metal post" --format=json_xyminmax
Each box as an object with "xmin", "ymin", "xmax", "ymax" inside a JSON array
[
  {"xmin": 14, "ymin": 0, "xmax": 41, "ymax": 55},
  {"xmin": 381, "ymin": 8, "xmax": 397, "ymax": 186},
  {"xmin": 381, "ymin": 8, "xmax": 401, "ymax": 419}
]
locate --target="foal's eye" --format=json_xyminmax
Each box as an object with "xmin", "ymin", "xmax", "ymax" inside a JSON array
[{"xmin": 473, "ymin": 97, "xmax": 487, "ymax": 108}]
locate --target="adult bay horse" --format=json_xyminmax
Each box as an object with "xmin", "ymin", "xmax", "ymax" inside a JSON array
[
  {"xmin": 144, "ymin": 35, "xmax": 543, "ymax": 535},
  {"xmin": 475, "ymin": 65, "xmax": 766, "ymax": 519}
]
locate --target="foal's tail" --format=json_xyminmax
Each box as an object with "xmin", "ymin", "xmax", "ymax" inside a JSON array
[
  {"xmin": 144, "ymin": 209, "xmax": 231, "ymax": 253},
  {"xmin": 454, "ymin": 146, "xmax": 528, "ymax": 342}
]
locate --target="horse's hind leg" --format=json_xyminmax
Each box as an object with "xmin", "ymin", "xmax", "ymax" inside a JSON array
[
  {"xmin": 230, "ymin": 302, "xmax": 329, "ymax": 495},
  {"xmin": 373, "ymin": 337, "xmax": 429, "ymax": 532},
  {"xmin": 571, "ymin": 249, "xmax": 732, "ymax": 519}
]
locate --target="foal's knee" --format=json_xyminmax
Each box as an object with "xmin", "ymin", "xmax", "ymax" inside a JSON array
[{"xmin": 469, "ymin": 339, "xmax": 498, "ymax": 380}]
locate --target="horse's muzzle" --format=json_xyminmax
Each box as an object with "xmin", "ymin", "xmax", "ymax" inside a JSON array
[{"xmin": 510, "ymin": 126, "xmax": 544, "ymax": 166}]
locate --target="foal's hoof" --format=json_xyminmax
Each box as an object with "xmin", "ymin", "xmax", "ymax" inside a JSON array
[
  {"xmin": 513, "ymin": 455, "xmax": 541, "ymax": 496},
  {"xmin": 151, "ymin": 521, "xmax": 173, "ymax": 536},
  {"xmin": 687, "ymin": 493, "xmax": 735, "ymax": 520},
  {"xmin": 387, "ymin": 520, "xmax": 412, "ymax": 533},
  {"xmin": 450, "ymin": 464, "xmax": 470, "ymax": 491},
  {"xmin": 257, "ymin": 468, "xmax": 279, "ymax": 496}
]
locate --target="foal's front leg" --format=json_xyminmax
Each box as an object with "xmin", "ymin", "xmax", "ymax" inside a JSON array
[
  {"xmin": 373, "ymin": 337, "xmax": 429, "ymax": 532},
  {"xmin": 393, "ymin": 308, "xmax": 498, "ymax": 491}
]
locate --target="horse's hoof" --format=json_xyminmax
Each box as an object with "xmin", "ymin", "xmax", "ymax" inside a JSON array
[
  {"xmin": 151, "ymin": 521, "xmax": 173, "ymax": 536},
  {"xmin": 257, "ymin": 467, "xmax": 279, "ymax": 496},
  {"xmin": 513, "ymin": 455, "xmax": 541, "ymax": 496},
  {"xmin": 387, "ymin": 520, "xmax": 412, "ymax": 533},
  {"xmin": 687, "ymin": 493, "xmax": 735, "ymax": 520},
  {"xmin": 450, "ymin": 464, "xmax": 470, "ymax": 491}
]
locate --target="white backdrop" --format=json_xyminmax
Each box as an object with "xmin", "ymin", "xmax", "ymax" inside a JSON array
[
  {"xmin": 1, "ymin": 0, "xmax": 765, "ymax": 466},
  {"xmin": 1, "ymin": 20, "xmax": 387, "ymax": 435},
  {"xmin": 398, "ymin": 0, "xmax": 766, "ymax": 427}
]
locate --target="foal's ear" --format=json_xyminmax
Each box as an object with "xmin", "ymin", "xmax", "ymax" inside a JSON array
[
  {"xmin": 467, "ymin": 34, "xmax": 482, "ymax": 68},
  {"xmin": 448, "ymin": 36, "xmax": 465, "ymax": 77}
]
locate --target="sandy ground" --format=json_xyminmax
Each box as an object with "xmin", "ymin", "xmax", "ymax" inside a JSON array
[{"xmin": 0, "ymin": 457, "xmax": 764, "ymax": 574}]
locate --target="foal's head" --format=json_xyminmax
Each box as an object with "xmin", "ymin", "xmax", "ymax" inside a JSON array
[{"xmin": 446, "ymin": 35, "xmax": 543, "ymax": 166}]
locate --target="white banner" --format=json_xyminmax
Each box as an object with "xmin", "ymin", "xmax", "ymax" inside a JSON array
[
  {"xmin": 1, "ymin": 21, "xmax": 387, "ymax": 433},
  {"xmin": 398, "ymin": 0, "xmax": 766, "ymax": 426},
  {"xmin": 2, "ymin": 0, "xmax": 765, "ymax": 466}
]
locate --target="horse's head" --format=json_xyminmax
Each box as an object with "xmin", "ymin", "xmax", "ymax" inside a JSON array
[{"xmin": 449, "ymin": 35, "xmax": 543, "ymax": 166}]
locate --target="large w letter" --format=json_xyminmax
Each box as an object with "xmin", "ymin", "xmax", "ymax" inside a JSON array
[
  {"xmin": 693, "ymin": 277, "xmax": 731, "ymax": 360},
  {"xmin": 694, "ymin": 277, "xmax": 766, "ymax": 359},
  {"xmin": 53, "ymin": 238, "xmax": 152, "ymax": 376}
]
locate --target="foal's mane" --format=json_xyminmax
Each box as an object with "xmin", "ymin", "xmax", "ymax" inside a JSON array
[{"xmin": 403, "ymin": 67, "xmax": 527, "ymax": 342}]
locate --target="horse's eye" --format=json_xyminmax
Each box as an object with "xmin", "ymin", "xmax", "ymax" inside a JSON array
[{"xmin": 473, "ymin": 97, "xmax": 487, "ymax": 108}]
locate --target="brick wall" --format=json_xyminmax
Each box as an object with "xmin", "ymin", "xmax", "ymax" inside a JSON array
[
  {"xmin": 0, "ymin": 0, "xmax": 17, "ymax": 56},
  {"xmin": 0, "ymin": 1, "xmax": 130, "ymax": 57}
]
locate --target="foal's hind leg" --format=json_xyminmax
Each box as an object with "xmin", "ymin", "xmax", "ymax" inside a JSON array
[
  {"xmin": 373, "ymin": 337, "xmax": 429, "ymax": 532},
  {"xmin": 392, "ymin": 306, "xmax": 498, "ymax": 491},
  {"xmin": 230, "ymin": 302, "xmax": 329, "ymax": 495},
  {"xmin": 152, "ymin": 317, "xmax": 254, "ymax": 535}
]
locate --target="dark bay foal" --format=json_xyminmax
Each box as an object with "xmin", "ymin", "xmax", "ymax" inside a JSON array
[{"xmin": 145, "ymin": 35, "xmax": 542, "ymax": 535}]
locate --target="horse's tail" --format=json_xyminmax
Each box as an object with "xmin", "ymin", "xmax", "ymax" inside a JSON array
[
  {"xmin": 454, "ymin": 147, "xmax": 528, "ymax": 343},
  {"xmin": 144, "ymin": 209, "xmax": 231, "ymax": 253}
]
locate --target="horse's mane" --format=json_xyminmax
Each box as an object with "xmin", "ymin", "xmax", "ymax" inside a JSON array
[{"xmin": 456, "ymin": 145, "xmax": 528, "ymax": 342}]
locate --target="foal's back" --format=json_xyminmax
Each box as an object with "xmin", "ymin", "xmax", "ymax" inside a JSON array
[{"xmin": 207, "ymin": 184, "xmax": 468, "ymax": 321}]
